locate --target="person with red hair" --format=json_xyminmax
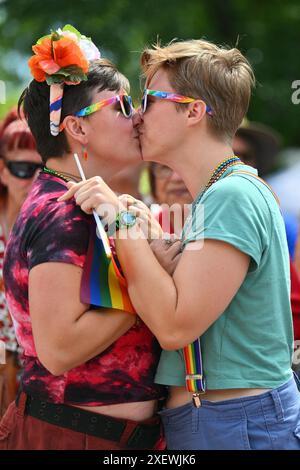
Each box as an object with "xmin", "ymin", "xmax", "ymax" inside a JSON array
[{"xmin": 0, "ymin": 109, "xmax": 42, "ymax": 417}]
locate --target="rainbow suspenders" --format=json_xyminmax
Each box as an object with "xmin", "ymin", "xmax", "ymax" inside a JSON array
[{"xmin": 183, "ymin": 170, "xmax": 280, "ymax": 407}]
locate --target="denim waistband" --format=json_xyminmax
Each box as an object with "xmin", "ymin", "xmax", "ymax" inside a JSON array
[{"xmin": 159, "ymin": 376, "xmax": 300, "ymax": 421}]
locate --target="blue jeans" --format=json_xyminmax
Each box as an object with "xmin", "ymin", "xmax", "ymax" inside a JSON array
[{"xmin": 159, "ymin": 376, "xmax": 300, "ymax": 450}]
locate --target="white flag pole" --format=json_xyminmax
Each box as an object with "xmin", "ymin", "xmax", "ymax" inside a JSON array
[{"xmin": 73, "ymin": 153, "xmax": 112, "ymax": 258}]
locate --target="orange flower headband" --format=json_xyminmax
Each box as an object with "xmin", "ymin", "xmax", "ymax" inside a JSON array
[{"xmin": 28, "ymin": 24, "xmax": 101, "ymax": 136}]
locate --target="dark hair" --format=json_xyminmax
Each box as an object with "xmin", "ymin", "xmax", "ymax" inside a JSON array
[
  {"xmin": 235, "ymin": 124, "xmax": 281, "ymax": 177},
  {"xmin": 18, "ymin": 59, "xmax": 129, "ymax": 163}
]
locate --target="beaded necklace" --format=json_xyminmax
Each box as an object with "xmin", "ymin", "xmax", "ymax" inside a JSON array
[
  {"xmin": 42, "ymin": 166, "xmax": 81, "ymax": 183},
  {"xmin": 182, "ymin": 156, "xmax": 243, "ymax": 243},
  {"xmin": 194, "ymin": 156, "xmax": 243, "ymax": 204}
]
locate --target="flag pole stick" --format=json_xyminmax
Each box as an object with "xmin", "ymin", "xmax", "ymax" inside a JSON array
[{"xmin": 73, "ymin": 153, "xmax": 112, "ymax": 258}]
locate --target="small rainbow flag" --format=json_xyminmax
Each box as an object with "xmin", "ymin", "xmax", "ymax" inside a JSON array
[{"xmin": 80, "ymin": 220, "xmax": 135, "ymax": 314}]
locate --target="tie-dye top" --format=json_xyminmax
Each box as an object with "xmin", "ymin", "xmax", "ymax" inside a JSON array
[
  {"xmin": 0, "ymin": 225, "xmax": 19, "ymax": 352},
  {"xmin": 3, "ymin": 172, "xmax": 164, "ymax": 406}
]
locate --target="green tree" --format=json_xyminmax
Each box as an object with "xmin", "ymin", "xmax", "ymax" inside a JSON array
[{"xmin": 0, "ymin": 0, "xmax": 299, "ymax": 145}]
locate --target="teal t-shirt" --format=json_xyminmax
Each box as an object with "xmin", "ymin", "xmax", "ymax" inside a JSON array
[{"xmin": 155, "ymin": 164, "xmax": 294, "ymax": 389}]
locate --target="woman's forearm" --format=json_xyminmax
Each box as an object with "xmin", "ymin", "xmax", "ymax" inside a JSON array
[{"xmin": 115, "ymin": 227, "xmax": 179, "ymax": 348}]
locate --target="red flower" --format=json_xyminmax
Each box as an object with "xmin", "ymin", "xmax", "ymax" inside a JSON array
[{"xmin": 28, "ymin": 35, "xmax": 89, "ymax": 83}]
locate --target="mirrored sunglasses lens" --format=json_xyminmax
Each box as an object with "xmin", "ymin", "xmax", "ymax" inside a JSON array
[
  {"xmin": 121, "ymin": 96, "xmax": 132, "ymax": 117},
  {"xmin": 141, "ymin": 93, "xmax": 147, "ymax": 113}
]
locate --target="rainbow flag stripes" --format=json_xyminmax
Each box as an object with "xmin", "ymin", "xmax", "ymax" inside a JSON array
[{"xmin": 80, "ymin": 220, "xmax": 135, "ymax": 314}]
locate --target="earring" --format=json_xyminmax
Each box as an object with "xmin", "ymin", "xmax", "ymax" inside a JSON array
[{"xmin": 82, "ymin": 145, "xmax": 88, "ymax": 161}]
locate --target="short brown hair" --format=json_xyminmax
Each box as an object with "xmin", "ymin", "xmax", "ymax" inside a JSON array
[{"xmin": 141, "ymin": 39, "xmax": 255, "ymax": 140}]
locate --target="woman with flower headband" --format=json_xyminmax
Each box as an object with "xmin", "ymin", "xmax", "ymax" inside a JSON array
[
  {"xmin": 61, "ymin": 39, "xmax": 300, "ymax": 449},
  {"xmin": 0, "ymin": 25, "xmax": 166, "ymax": 450}
]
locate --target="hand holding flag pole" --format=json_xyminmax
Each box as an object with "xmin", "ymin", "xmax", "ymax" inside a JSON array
[{"xmin": 73, "ymin": 153, "xmax": 112, "ymax": 258}]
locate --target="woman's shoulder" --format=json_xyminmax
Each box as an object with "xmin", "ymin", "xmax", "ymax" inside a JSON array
[
  {"xmin": 24, "ymin": 172, "xmax": 91, "ymax": 223},
  {"xmin": 203, "ymin": 169, "xmax": 275, "ymax": 212}
]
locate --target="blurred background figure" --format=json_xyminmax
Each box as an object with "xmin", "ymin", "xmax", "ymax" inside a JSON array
[
  {"xmin": 148, "ymin": 162, "xmax": 192, "ymax": 235},
  {"xmin": 267, "ymin": 150, "xmax": 300, "ymax": 221},
  {"xmin": 0, "ymin": 108, "xmax": 42, "ymax": 417},
  {"xmin": 234, "ymin": 121, "xmax": 299, "ymax": 260},
  {"xmin": 234, "ymin": 121, "xmax": 282, "ymax": 177},
  {"xmin": 109, "ymin": 162, "xmax": 145, "ymax": 200}
]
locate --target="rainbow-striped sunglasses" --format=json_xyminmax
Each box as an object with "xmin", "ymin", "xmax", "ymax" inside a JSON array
[
  {"xmin": 75, "ymin": 94, "xmax": 134, "ymax": 118},
  {"xmin": 141, "ymin": 89, "xmax": 213, "ymax": 115}
]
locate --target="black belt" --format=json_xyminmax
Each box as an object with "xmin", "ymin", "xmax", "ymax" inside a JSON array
[{"xmin": 16, "ymin": 392, "xmax": 161, "ymax": 449}]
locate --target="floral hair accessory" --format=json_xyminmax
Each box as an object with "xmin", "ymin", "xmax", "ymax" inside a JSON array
[{"xmin": 28, "ymin": 24, "xmax": 101, "ymax": 136}]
